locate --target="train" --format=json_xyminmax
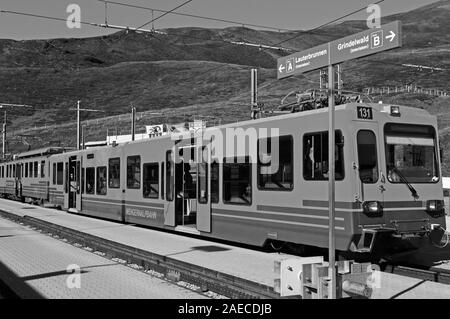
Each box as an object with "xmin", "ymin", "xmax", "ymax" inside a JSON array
[{"xmin": 0, "ymin": 99, "xmax": 446, "ymax": 260}]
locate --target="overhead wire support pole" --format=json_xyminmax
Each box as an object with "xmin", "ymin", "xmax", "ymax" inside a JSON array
[
  {"xmin": 131, "ymin": 104, "xmax": 136, "ymax": 141},
  {"xmin": 328, "ymin": 61, "xmax": 336, "ymax": 299},
  {"xmin": 2, "ymin": 111, "xmax": 6, "ymax": 159},
  {"xmin": 77, "ymin": 101, "xmax": 81, "ymax": 150}
]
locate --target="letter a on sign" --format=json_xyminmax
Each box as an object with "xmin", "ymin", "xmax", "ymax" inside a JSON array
[{"xmin": 286, "ymin": 59, "xmax": 294, "ymax": 73}]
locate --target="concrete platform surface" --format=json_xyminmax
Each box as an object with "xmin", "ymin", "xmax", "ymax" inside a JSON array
[
  {"xmin": 0, "ymin": 216, "xmax": 207, "ymax": 299},
  {"xmin": 0, "ymin": 198, "xmax": 294, "ymax": 288},
  {"xmin": 2, "ymin": 198, "xmax": 450, "ymax": 299}
]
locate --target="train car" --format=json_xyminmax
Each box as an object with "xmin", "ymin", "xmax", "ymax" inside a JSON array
[
  {"xmin": 0, "ymin": 147, "xmax": 71, "ymax": 204},
  {"xmin": 0, "ymin": 101, "xmax": 446, "ymax": 259}
]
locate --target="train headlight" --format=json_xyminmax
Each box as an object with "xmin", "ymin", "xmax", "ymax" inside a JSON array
[
  {"xmin": 390, "ymin": 106, "xmax": 401, "ymax": 116},
  {"xmin": 426, "ymin": 200, "xmax": 444, "ymax": 213},
  {"xmin": 362, "ymin": 201, "xmax": 383, "ymax": 215}
]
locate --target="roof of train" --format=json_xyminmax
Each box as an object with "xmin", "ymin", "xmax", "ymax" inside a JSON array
[{"xmin": 13, "ymin": 102, "xmax": 435, "ymax": 159}]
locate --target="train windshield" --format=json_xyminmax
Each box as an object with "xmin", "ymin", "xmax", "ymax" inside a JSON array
[{"xmin": 385, "ymin": 123, "xmax": 439, "ymax": 183}]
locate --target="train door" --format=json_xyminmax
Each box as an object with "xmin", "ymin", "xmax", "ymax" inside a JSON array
[
  {"xmin": 164, "ymin": 149, "xmax": 176, "ymax": 226},
  {"xmin": 354, "ymin": 121, "xmax": 385, "ymax": 224},
  {"xmin": 15, "ymin": 163, "xmax": 22, "ymax": 198},
  {"xmin": 197, "ymin": 146, "xmax": 211, "ymax": 232},
  {"xmin": 75, "ymin": 158, "xmax": 82, "ymax": 211},
  {"xmin": 65, "ymin": 156, "xmax": 78, "ymax": 212},
  {"xmin": 176, "ymin": 146, "xmax": 198, "ymax": 231}
]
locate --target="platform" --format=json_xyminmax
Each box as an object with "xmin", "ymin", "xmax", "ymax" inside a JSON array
[
  {"xmin": 0, "ymin": 216, "xmax": 207, "ymax": 299},
  {"xmin": 1, "ymin": 198, "xmax": 450, "ymax": 299}
]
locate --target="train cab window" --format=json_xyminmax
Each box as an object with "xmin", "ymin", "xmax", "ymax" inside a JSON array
[
  {"xmin": 34, "ymin": 162, "xmax": 38, "ymax": 178},
  {"xmin": 258, "ymin": 135, "xmax": 293, "ymax": 191},
  {"xmin": 56, "ymin": 162, "xmax": 64, "ymax": 185},
  {"xmin": 86, "ymin": 167, "xmax": 95, "ymax": 194},
  {"xmin": 223, "ymin": 156, "xmax": 251, "ymax": 205},
  {"xmin": 127, "ymin": 156, "xmax": 141, "ymax": 189},
  {"xmin": 25, "ymin": 163, "xmax": 29, "ymax": 178},
  {"xmin": 357, "ymin": 130, "xmax": 379, "ymax": 183},
  {"xmin": 143, "ymin": 163, "xmax": 159, "ymax": 199},
  {"xmin": 53, "ymin": 163, "xmax": 56, "ymax": 184},
  {"xmin": 108, "ymin": 158, "xmax": 120, "ymax": 188},
  {"xmin": 29, "ymin": 162, "xmax": 33, "ymax": 178},
  {"xmin": 12, "ymin": 165, "xmax": 15, "ymax": 178},
  {"xmin": 96, "ymin": 166, "xmax": 107, "ymax": 195},
  {"xmin": 166, "ymin": 151, "xmax": 174, "ymax": 201},
  {"xmin": 41, "ymin": 161, "xmax": 45, "ymax": 178},
  {"xmin": 303, "ymin": 130, "xmax": 344, "ymax": 181},
  {"xmin": 385, "ymin": 124, "xmax": 439, "ymax": 183}
]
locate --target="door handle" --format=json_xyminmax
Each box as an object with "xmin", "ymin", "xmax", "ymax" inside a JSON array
[{"xmin": 378, "ymin": 185, "xmax": 386, "ymax": 192}]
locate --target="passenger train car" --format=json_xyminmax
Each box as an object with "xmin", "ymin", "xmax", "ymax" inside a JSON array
[{"xmin": 0, "ymin": 102, "xmax": 446, "ymax": 258}]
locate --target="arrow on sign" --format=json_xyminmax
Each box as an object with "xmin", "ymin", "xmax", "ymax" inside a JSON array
[
  {"xmin": 386, "ymin": 31, "xmax": 396, "ymax": 42},
  {"xmin": 279, "ymin": 64, "xmax": 285, "ymax": 73}
]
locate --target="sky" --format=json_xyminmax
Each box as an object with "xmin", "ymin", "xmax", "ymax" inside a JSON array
[{"xmin": 0, "ymin": 0, "xmax": 441, "ymax": 40}]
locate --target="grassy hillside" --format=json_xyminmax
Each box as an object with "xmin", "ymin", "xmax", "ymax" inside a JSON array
[{"xmin": 0, "ymin": 0, "xmax": 449, "ymax": 172}]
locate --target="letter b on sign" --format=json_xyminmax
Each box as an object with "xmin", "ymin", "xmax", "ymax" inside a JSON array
[{"xmin": 371, "ymin": 30, "xmax": 383, "ymax": 49}]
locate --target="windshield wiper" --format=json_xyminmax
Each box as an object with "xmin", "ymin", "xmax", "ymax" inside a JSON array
[{"xmin": 391, "ymin": 166, "xmax": 419, "ymax": 199}]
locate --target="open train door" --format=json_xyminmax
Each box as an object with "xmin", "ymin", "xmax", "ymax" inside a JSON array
[
  {"xmin": 196, "ymin": 145, "xmax": 211, "ymax": 233},
  {"xmin": 164, "ymin": 149, "xmax": 176, "ymax": 227}
]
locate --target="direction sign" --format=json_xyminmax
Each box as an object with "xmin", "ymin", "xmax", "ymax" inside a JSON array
[
  {"xmin": 330, "ymin": 20, "xmax": 401, "ymax": 65},
  {"xmin": 277, "ymin": 43, "xmax": 329, "ymax": 79},
  {"xmin": 277, "ymin": 20, "xmax": 402, "ymax": 79}
]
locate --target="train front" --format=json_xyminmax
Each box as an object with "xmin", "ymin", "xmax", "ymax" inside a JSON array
[{"xmin": 350, "ymin": 103, "xmax": 447, "ymax": 257}]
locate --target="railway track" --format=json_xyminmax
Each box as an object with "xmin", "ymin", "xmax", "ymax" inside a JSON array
[
  {"xmin": 0, "ymin": 209, "xmax": 279, "ymax": 299},
  {"xmin": 384, "ymin": 264, "xmax": 450, "ymax": 285}
]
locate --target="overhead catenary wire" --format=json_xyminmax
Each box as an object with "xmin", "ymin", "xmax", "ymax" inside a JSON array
[{"xmin": 98, "ymin": 0, "xmax": 293, "ymax": 32}]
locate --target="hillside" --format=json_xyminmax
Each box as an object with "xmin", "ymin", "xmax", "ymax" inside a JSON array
[{"xmin": 0, "ymin": 0, "xmax": 449, "ymax": 171}]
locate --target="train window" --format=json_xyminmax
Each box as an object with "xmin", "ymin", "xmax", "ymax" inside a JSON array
[
  {"xmin": 166, "ymin": 151, "xmax": 174, "ymax": 201},
  {"xmin": 385, "ymin": 123, "xmax": 439, "ymax": 183},
  {"xmin": 303, "ymin": 130, "xmax": 344, "ymax": 181},
  {"xmin": 198, "ymin": 159, "xmax": 208, "ymax": 204},
  {"xmin": 127, "ymin": 156, "xmax": 141, "ymax": 189},
  {"xmin": 96, "ymin": 166, "xmax": 107, "ymax": 195},
  {"xmin": 108, "ymin": 158, "xmax": 120, "ymax": 188},
  {"xmin": 53, "ymin": 163, "xmax": 56, "ymax": 184},
  {"xmin": 81, "ymin": 168, "xmax": 85, "ymax": 194},
  {"xmin": 41, "ymin": 161, "xmax": 45, "ymax": 178},
  {"xmin": 34, "ymin": 162, "xmax": 38, "ymax": 178},
  {"xmin": 160, "ymin": 162, "xmax": 164, "ymax": 200},
  {"xmin": 56, "ymin": 162, "xmax": 64, "ymax": 185},
  {"xmin": 86, "ymin": 167, "xmax": 95, "ymax": 194},
  {"xmin": 29, "ymin": 162, "xmax": 33, "ymax": 178},
  {"xmin": 357, "ymin": 130, "xmax": 379, "ymax": 183},
  {"xmin": 143, "ymin": 163, "xmax": 159, "ymax": 199},
  {"xmin": 223, "ymin": 156, "xmax": 251, "ymax": 205},
  {"xmin": 211, "ymin": 161, "xmax": 219, "ymax": 204},
  {"xmin": 258, "ymin": 135, "xmax": 293, "ymax": 191},
  {"xmin": 25, "ymin": 163, "xmax": 29, "ymax": 178}
]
